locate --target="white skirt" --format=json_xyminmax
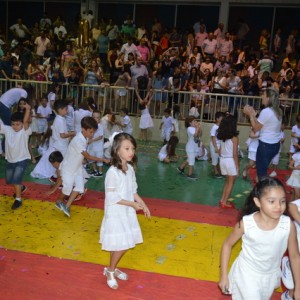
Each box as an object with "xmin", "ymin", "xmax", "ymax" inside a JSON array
[
  {"xmin": 220, "ymin": 157, "xmax": 237, "ymax": 176},
  {"xmin": 229, "ymin": 257, "xmax": 281, "ymax": 300},
  {"xmin": 139, "ymin": 114, "xmax": 154, "ymax": 129},
  {"xmin": 100, "ymin": 204, "xmax": 143, "ymax": 251},
  {"xmin": 286, "ymin": 171, "xmax": 300, "ymax": 188}
]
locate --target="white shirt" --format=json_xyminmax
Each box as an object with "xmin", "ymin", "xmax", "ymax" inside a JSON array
[
  {"xmin": 210, "ymin": 124, "xmax": 220, "ymax": 148},
  {"xmin": 89, "ymin": 123, "xmax": 104, "ymax": 151},
  {"xmin": 10, "ymin": 24, "xmax": 29, "ymax": 38},
  {"xmin": 51, "ymin": 115, "xmax": 69, "ymax": 154},
  {"xmin": 291, "ymin": 125, "xmax": 300, "ymax": 147},
  {"xmin": 186, "ymin": 126, "xmax": 198, "ymax": 153},
  {"xmin": 37, "ymin": 105, "xmax": 52, "ymax": 118},
  {"xmin": 161, "ymin": 116, "xmax": 174, "ymax": 132},
  {"xmin": 257, "ymin": 107, "xmax": 282, "ymax": 144},
  {"xmin": 202, "ymin": 38, "xmax": 217, "ymax": 54},
  {"xmin": 0, "ymin": 88, "xmax": 27, "ymax": 108},
  {"xmin": 74, "ymin": 109, "xmax": 92, "ymax": 134},
  {"xmin": 0, "ymin": 124, "xmax": 32, "ymax": 163},
  {"xmin": 122, "ymin": 115, "xmax": 133, "ymax": 135},
  {"xmin": 61, "ymin": 132, "xmax": 87, "ymax": 175},
  {"xmin": 34, "ymin": 36, "xmax": 51, "ymax": 56}
]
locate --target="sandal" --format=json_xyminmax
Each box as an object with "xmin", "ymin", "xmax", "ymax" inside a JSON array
[
  {"xmin": 103, "ymin": 267, "xmax": 118, "ymax": 290},
  {"xmin": 114, "ymin": 268, "xmax": 128, "ymax": 281},
  {"xmin": 219, "ymin": 201, "xmax": 235, "ymax": 209}
]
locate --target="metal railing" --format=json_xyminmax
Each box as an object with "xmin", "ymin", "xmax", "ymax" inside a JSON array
[{"xmin": 1, "ymin": 78, "xmax": 299, "ymax": 127}]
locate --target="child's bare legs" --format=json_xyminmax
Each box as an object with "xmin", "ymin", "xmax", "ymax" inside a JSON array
[
  {"xmin": 179, "ymin": 160, "xmax": 188, "ymax": 171},
  {"xmin": 65, "ymin": 190, "xmax": 80, "ymax": 208},
  {"xmin": 220, "ymin": 175, "xmax": 236, "ymax": 205},
  {"xmin": 14, "ymin": 184, "xmax": 22, "ymax": 199},
  {"xmin": 242, "ymin": 160, "xmax": 255, "ymax": 179},
  {"xmin": 187, "ymin": 165, "xmax": 193, "ymax": 176},
  {"xmin": 104, "ymin": 250, "xmax": 127, "ymax": 290}
]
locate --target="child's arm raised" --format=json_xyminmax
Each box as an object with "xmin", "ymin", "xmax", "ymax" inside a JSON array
[
  {"xmin": 219, "ymin": 220, "xmax": 244, "ymax": 294},
  {"xmin": 23, "ymin": 102, "xmax": 32, "ymax": 130}
]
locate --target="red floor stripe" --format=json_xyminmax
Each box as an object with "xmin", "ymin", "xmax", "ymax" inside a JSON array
[
  {"xmin": 0, "ymin": 249, "xmax": 281, "ymax": 300},
  {"xmin": 0, "ymin": 179, "xmax": 238, "ymax": 227}
]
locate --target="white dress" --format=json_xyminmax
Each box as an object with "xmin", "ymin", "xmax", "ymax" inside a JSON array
[
  {"xmin": 139, "ymin": 107, "xmax": 154, "ymax": 129},
  {"xmin": 287, "ymin": 152, "xmax": 300, "ymax": 188},
  {"xmin": 100, "ymin": 165, "xmax": 143, "ymax": 251},
  {"xmin": 228, "ymin": 213, "xmax": 290, "ymax": 300}
]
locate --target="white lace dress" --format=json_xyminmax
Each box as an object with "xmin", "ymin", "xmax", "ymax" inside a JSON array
[{"xmin": 99, "ymin": 165, "xmax": 143, "ymax": 251}]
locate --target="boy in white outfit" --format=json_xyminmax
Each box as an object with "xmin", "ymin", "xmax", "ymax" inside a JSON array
[
  {"xmin": 36, "ymin": 96, "xmax": 52, "ymax": 144},
  {"xmin": 210, "ymin": 111, "xmax": 224, "ymax": 178},
  {"xmin": 88, "ymin": 111, "xmax": 105, "ymax": 177},
  {"xmin": 159, "ymin": 108, "xmax": 175, "ymax": 144},
  {"xmin": 55, "ymin": 116, "xmax": 110, "ymax": 217},
  {"xmin": 0, "ymin": 101, "xmax": 31, "ymax": 209},
  {"xmin": 52, "ymin": 100, "xmax": 75, "ymax": 157}
]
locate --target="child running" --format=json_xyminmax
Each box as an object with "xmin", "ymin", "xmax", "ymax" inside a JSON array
[
  {"xmin": 88, "ymin": 111, "xmax": 105, "ymax": 177},
  {"xmin": 219, "ymin": 177, "xmax": 300, "ymax": 300},
  {"xmin": 100, "ymin": 132, "xmax": 151, "ymax": 290},
  {"xmin": 177, "ymin": 116, "xmax": 201, "ymax": 180},
  {"xmin": 55, "ymin": 116, "xmax": 109, "ymax": 217},
  {"xmin": 217, "ymin": 114, "xmax": 239, "ymax": 209},
  {"xmin": 158, "ymin": 135, "xmax": 179, "ymax": 163},
  {"xmin": 0, "ymin": 101, "xmax": 31, "ymax": 209}
]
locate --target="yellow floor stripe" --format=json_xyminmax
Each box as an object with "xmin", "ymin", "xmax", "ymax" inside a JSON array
[{"xmin": 0, "ymin": 196, "xmax": 241, "ymax": 282}]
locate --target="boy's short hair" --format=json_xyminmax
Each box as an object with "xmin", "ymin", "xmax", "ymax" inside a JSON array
[
  {"xmin": 164, "ymin": 108, "xmax": 171, "ymax": 114},
  {"xmin": 53, "ymin": 99, "xmax": 68, "ymax": 112},
  {"xmin": 121, "ymin": 107, "xmax": 128, "ymax": 115},
  {"xmin": 215, "ymin": 111, "xmax": 225, "ymax": 120},
  {"xmin": 81, "ymin": 116, "xmax": 98, "ymax": 130},
  {"xmin": 11, "ymin": 111, "xmax": 24, "ymax": 122},
  {"xmin": 49, "ymin": 151, "xmax": 63, "ymax": 163}
]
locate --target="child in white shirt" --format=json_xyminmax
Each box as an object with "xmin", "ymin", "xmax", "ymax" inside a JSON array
[
  {"xmin": 0, "ymin": 102, "xmax": 31, "ymax": 209},
  {"xmin": 37, "ymin": 96, "xmax": 52, "ymax": 144},
  {"xmin": 88, "ymin": 111, "xmax": 105, "ymax": 177},
  {"xmin": 55, "ymin": 116, "xmax": 110, "ymax": 217},
  {"xmin": 159, "ymin": 108, "xmax": 175, "ymax": 144}
]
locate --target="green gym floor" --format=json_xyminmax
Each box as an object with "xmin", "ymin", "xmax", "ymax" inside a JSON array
[{"xmin": 1, "ymin": 140, "xmax": 289, "ymax": 209}]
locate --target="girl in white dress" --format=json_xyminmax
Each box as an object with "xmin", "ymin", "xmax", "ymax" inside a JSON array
[
  {"xmin": 217, "ymin": 114, "xmax": 239, "ymax": 209},
  {"xmin": 100, "ymin": 132, "xmax": 151, "ymax": 290},
  {"xmin": 135, "ymin": 76, "xmax": 154, "ymax": 142},
  {"xmin": 287, "ymin": 140, "xmax": 300, "ymax": 200},
  {"xmin": 219, "ymin": 177, "xmax": 300, "ymax": 300}
]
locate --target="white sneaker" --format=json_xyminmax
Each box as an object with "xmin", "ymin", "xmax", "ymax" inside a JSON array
[
  {"xmin": 269, "ymin": 171, "xmax": 277, "ymax": 177},
  {"xmin": 282, "ymin": 256, "xmax": 294, "ymax": 290},
  {"xmin": 281, "ymin": 290, "xmax": 293, "ymax": 300}
]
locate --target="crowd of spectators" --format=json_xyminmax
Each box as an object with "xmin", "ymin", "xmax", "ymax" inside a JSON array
[{"xmin": 0, "ymin": 12, "xmax": 300, "ymax": 110}]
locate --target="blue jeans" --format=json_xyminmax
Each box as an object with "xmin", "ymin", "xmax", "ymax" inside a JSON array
[
  {"xmin": 0, "ymin": 102, "xmax": 11, "ymax": 125},
  {"xmin": 6, "ymin": 159, "xmax": 29, "ymax": 185},
  {"xmin": 256, "ymin": 140, "xmax": 280, "ymax": 178}
]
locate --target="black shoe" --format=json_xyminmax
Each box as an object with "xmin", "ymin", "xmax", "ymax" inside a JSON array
[
  {"xmin": 177, "ymin": 167, "xmax": 184, "ymax": 174},
  {"xmin": 187, "ymin": 174, "xmax": 198, "ymax": 180},
  {"xmin": 49, "ymin": 176, "xmax": 57, "ymax": 184},
  {"xmin": 92, "ymin": 171, "xmax": 103, "ymax": 178},
  {"xmin": 12, "ymin": 199, "xmax": 22, "ymax": 210},
  {"xmin": 215, "ymin": 173, "xmax": 223, "ymax": 179},
  {"xmin": 13, "ymin": 185, "xmax": 27, "ymax": 198}
]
